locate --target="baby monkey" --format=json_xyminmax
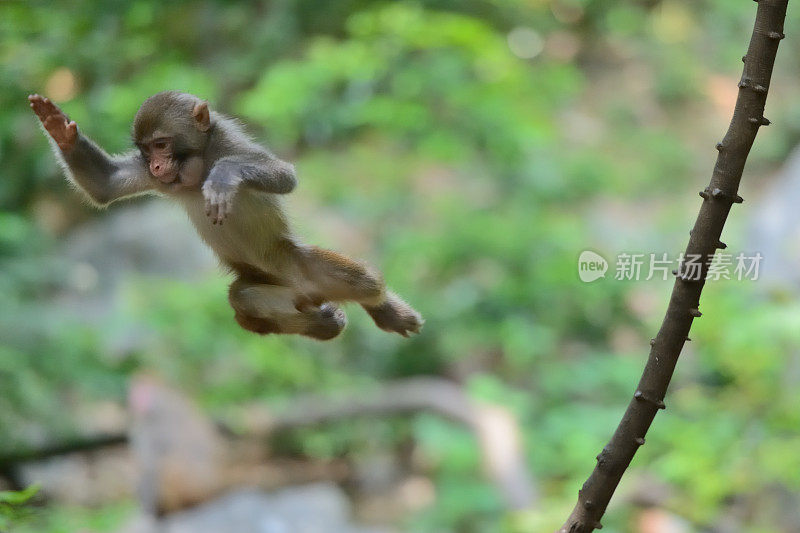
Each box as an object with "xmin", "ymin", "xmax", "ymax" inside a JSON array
[{"xmin": 29, "ymin": 92, "xmax": 423, "ymax": 340}]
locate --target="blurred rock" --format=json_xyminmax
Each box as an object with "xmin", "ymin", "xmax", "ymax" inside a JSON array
[
  {"xmin": 354, "ymin": 475, "xmax": 435, "ymax": 525},
  {"xmin": 352, "ymin": 452, "xmax": 401, "ymax": 495},
  {"xmin": 625, "ymin": 473, "xmax": 674, "ymax": 508},
  {"xmin": 635, "ymin": 508, "xmax": 690, "ymax": 533},
  {"xmin": 17, "ymin": 445, "xmax": 136, "ymax": 505},
  {"xmin": 748, "ymin": 146, "xmax": 800, "ymax": 287},
  {"xmin": 56, "ymin": 200, "xmax": 216, "ymax": 320},
  {"xmin": 74, "ymin": 400, "xmax": 129, "ymax": 436},
  {"xmin": 129, "ymin": 374, "xmax": 229, "ymax": 514},
  {"xmin": 118, "ymin": 484, "xmax": 392, "ymax": 533},
  {"xmin": 128, "ymin": 375, "xmax": 352, "ymax": 515}
]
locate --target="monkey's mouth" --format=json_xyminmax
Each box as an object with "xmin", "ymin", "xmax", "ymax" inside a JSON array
[
  {"xmin": 149, "ymin": 158, "xmax": 180, "ymax": 183},
  {"xmin": 151, "ymin": 167, "xmax": 180, "ymax": 184}
]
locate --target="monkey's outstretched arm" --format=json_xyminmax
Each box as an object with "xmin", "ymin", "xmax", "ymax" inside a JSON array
[
  {"xmin": 242, "ymin": 157, "xmax": 297, "ymax": 195},
  {"xmin": 61, "ymin": 138, "xmax": 154, "ymax": 206},
  {"xmin": 212, "ymin": 156, "xmax": 297, "ymax": 193},
  {"xmin": 202, "ymin": 155, "xmax": 297, "ymax": 224},
  {"xmin": 29, "ymin": 95, "xmax": 154, "ymax": 206}
]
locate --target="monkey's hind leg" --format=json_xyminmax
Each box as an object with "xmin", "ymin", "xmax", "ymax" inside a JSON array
[
  {"xmin": 228, "ymin": 279, "xmax": 347, "ymax": 341},
  {"xmin": 363, "ymin": 291, "xmax": 424, "ymax": 338},
  {"xmin": 296, "ymin": 246, "xmax": 386, "ymax": 305},
  {"xmin": 297, "ymin": 246, "xmax": 423, "ymax": 337}
]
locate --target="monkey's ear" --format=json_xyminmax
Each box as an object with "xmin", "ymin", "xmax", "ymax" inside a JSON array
[{"xmin": 192, "ymin": 102, "xmax": 211, "ymax": 132}]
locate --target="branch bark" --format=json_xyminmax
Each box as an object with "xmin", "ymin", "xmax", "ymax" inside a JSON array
[{"xmin": 559, "ymin": 2, "xmax": 789, "ymax": 531}]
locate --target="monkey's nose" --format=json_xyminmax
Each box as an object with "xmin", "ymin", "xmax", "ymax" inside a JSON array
[{"xmin": 150, "ymin": 160, "xmax": 167, "ymax": 177}]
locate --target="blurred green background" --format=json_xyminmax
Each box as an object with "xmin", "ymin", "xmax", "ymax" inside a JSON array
[{"xmin": 2, "ymin": 1, "xmax": 800, "ymax": 532}]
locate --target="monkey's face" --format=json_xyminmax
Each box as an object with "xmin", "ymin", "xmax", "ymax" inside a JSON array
[
  {"xmin": 137, "ymin": 135, "xmax": 180, "ymax": 183},
  {"xmin": 133, "ymin": 91, "xmax": 212, "ymax": 188},
  {"xmin": 137, "ymin": 136, "xmax": 206, "ymax": 192}
]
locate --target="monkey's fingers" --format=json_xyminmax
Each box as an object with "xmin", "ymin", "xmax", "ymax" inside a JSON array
[
  {"xmin": 216, "ymin": 194, "xmax": 231, "ymax": 225},
  {"xmin": 28, "ymin": 94, "xmax": 50, "ymax": 119},
  {"xmin": 42, "ymin": 115, "xmax": 64, "ymax": 129},
  {"xmin": 61, "ymin": 121, "xmax": 78, "ymax": 151},
  {"xmin": 204, "ymin": 193, "xmax": 213, "ymax": 216},
  {"xmin": 41, "ymin": 115, "xmax": 77, "ymax": 150},
  {"xmin": 205, "ymin": 194, "xmax": 221, "ymax": 225},
  {"xmin": 28, "ymin": 94, "xmax": 66, "ymax": 122},
  {"xmin": 208, "ymin": 202, "xmax": 219, "ymax": 225}
]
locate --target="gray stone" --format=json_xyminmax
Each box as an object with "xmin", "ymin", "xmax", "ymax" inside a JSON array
[
  {"xmin": 56, "ymin": 200, "xmax": 216, "ymax": 321},
  {"xmin": 747, "ymin": 146, "xmax": 800, "ymax": 287},
  {"xmin": 119, "ymin": 483, "xmax": 392, "ymax": 533}
]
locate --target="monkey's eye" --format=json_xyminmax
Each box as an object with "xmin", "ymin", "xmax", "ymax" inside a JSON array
[{"xmin": 152, "ymin": 139, "xmax": 170, "ymax": 150}]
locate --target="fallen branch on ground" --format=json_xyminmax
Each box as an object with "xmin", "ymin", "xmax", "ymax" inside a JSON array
[{"xmin": 236, "ymin": 377, "xmax": 537, "ymax": 510}]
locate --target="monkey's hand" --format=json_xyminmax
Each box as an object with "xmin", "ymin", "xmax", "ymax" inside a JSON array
[
  {"xmin": 203, "ymin": 167, "xmax": 242, "ymax": 225},
  {"xmin": 28, "ymin": 95, "xmax": 78, "ymax": 153}
]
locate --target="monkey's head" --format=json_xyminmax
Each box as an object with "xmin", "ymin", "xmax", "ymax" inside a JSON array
[{"xmin": 133, "ymin": 91, "xmax": 211, "ymax": 186}]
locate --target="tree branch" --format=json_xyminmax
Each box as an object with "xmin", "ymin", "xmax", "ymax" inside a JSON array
[
  {"xmin": 0, "ymin": 378, "xmax": 538, "ymax": 511},
  {"xmin": 559, "ymin": 2, "xmax": 789, "ymax": 531},
  {"xmin": 238, "ymin": 377, "xmax": 538, "ymax": 510}
]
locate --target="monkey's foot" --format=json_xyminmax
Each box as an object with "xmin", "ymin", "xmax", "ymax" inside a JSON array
[
  {"xmin": 303, "ymin": 303, "xmax": 347, "ymax": 341},
  {"xmin": 234, "ymin": 312, "xmax": 282, "ymax": 335},
  {"xmin": 364, "ymin": 292, "xmax": 424, "ymax": 337}
]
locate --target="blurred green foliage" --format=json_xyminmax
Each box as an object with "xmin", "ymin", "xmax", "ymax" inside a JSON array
[
  {"xmin": 0, "ymin": 484, "xmax": 39, "ymax": 531},
  {"xmin": 2, "ymin": 1, "xmax": 800, "ymax": 532}
]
